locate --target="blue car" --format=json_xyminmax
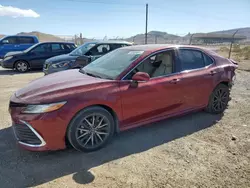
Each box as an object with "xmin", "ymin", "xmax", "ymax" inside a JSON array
[{"xmin": 0, "ymin": 35, "xmax": 39, "ymax": 59}]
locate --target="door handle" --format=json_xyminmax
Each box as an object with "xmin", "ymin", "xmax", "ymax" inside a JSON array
[
  {"xmin": 170, "ymin": 78, "xmax": 181, "ymax": 84},
  {"xmin": 209, "ymin": 71, "xmax": 217, "ymax": 76}
]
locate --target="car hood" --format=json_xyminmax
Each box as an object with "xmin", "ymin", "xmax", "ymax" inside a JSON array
[
  {"xmin": 46, "ymin": 54, "xmax": 79, "ymax": 64},
  {"xmin": 14, "ymin": 69, "xmax": 110, "ymax": 103},
  {"xmin": 5, "ymin": 51, "xmax": 24, "ymax": 57}
]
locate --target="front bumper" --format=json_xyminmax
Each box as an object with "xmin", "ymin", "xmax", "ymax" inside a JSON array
[
  {"xmin": 1, "ymin": 58, "xmax": 15, "ymax": 68},
  {"xmin": 9, "ymin": 95, "xmax": 71, "ymax": 151}
]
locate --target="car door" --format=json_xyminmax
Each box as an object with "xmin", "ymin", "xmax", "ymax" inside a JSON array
[
  {"xmin": 119, "ymin": 49, "xmax": 184, "ymax": 127},
  {"xmin": 29, "ymin": 43, "xmax": 53, "ymax": 68},
  {"xmin": 18, "ymin": 36, "xmax": 35, "ymax": 51},
  {"xmin": 0, "ymin": 36, "xmax": 19, "ymax": 57},
  {"xmin": 177, "ymin": 48, "xmax": 216, "ymax": 109}
]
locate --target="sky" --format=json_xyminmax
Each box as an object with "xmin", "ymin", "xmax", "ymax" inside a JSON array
[{"xmin": 0, "ymin": 0, "xmax": 249, "ymax": 38}]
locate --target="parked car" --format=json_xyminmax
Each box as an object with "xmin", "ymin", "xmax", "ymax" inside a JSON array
[
  {"xmin": 1, "ymin": 42, "xmax": 76, "ymax": 72},
  {"xmin": 0, "ymin": 35, "xmax": 39, "ymax": 59},
  {"xmin": 43, "ymin": 40, "xmax": 132, "ymax": 75},
  {"xmin": 9, "ymin": 45, "xmax": 238, "ymax": 152}
]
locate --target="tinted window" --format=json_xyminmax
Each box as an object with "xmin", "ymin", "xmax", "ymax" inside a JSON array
[
  {"xmin": 2, "ymin": 37, "xmax": 18, "ymax": 44},
  {"xmin": 31, "ymin": 44, "xmax": 51, "ymax": 53},
  {"xmin": 51, "ymin": 44, "xmax": 61, "ymax": 52},
  {"xmin": 179, "ymin": 49, "xmax": 204, "ymax": 71},
  {"xmin": 110, "ymin": 44, "xmax": 124, "ymax": 50},
  {"xmin": 62, "ymin": 44, "xmax": 75, "ymax": 51},
  {"xmin": 19, "ymin": 37, "xmax": 34, "ymax": 44},
  {"xmin": 203, "ymin": 54, "xmax": 213, "ymax": 66},
  {"xmin": 89, "ymin": 44, "xmax": 111, "ymax": 55},
  {"xmin": 125, "ymin": 51, "xmax": 174, "ymax": 80}
]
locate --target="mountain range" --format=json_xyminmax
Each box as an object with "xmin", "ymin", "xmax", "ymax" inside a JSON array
[{"xmin": 0, "ymin": 27, "xmax": 249, "ymax": 44}]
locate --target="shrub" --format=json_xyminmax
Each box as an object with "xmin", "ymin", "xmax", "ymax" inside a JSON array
[{"xmin": 232, "ymin": 44, "xmax": 241, "ymax": 53}]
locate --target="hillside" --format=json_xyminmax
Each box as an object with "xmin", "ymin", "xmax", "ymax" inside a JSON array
[
  {"xmin": 210, "ymin": 27, "xmax": 250, "ymax": 39},
  {"xmin": 17, "ymin": 31, "xmax": 65, "ymax": 42},
  {"xmin": 126, "ymin": 31, "xmax": 181, "ymax": 44},
  {"xmin": 0, "ymin": 32, "xmax": 65, "ymax": 42}
]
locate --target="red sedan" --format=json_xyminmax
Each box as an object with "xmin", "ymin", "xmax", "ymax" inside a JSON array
[{"xmin": 9, "ymin": 45, "xmax": 238, "ymax": 152}]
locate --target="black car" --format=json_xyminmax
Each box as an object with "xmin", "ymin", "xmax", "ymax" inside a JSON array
[
  {"xmin": 1, "ymin": 42, "xmax": 76, "ymax": 72},
  {"xmin": 43, "ymin": 40, "xmax": 132, "ymax": 75}
]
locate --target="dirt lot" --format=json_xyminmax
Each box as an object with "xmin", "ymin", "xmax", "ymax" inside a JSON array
[{"xmin": 0, "ymin": 64, "xmax": 249, "ymax": 187}]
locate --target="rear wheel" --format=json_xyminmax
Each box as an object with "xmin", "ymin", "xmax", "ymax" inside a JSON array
[
  {"xmin": 67, "ymin": 106, "xmax": 115, "ymax": 152},
  {"xmin": 15, "ymin": 61, "xmax": 29, "ymax": 73},
  {"xmin": 205, "ymin": 84, "xmax": 230, "ymax": 114}
]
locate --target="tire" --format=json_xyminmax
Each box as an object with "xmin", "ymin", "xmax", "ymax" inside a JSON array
[
  {"xmin": 67, "ymin": 106, "xmax": 115, "ymax": 152},
  {"xmin": 205, "ymin": 84, "xmax": 230, "ymax": 114},
  {"xmin": 15, "ymin": 60, "xmax": 29, "ymax": 73}
]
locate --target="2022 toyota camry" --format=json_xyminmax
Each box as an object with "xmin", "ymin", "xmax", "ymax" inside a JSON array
[{"xmin": 9, "ymin": 44, "xmax": 238, "ymax": 152}]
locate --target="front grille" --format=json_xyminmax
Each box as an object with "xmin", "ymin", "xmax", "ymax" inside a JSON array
[
  {"xmin": 13, "ymin": 124, "xmax": 42, "ymax": 145},
  {"xmin": 9, "ymin": 101, "xmax": 27, "ymax": 108}
]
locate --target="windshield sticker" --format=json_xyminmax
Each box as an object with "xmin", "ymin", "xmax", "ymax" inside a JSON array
[{"xmin": 128, "ymin": 51, "xmax": 144, "ymax": 55}]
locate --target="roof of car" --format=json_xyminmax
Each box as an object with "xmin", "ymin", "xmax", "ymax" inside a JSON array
[
  {"xmin": 122, "ymin": 44, "xmax": 210, "ymax": 51},
  {"xmin": 87, "ymin": 40, "xmax": 132, "ymax": 45},
  {"xmin": 38, "ymin": 42, "xmax": 75, "ymax": 44}
]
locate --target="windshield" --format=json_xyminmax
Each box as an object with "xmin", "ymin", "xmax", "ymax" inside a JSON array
[
  {"xmin": 70, "ymin": 42, "xmax": 96, "ymax": 56},
  {"xmin": 81, "ymin": 48, "xmax": 144, "ymax": 80}
]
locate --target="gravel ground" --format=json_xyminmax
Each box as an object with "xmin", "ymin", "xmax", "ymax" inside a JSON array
[{"xmin": 0, "ymin": 66, "xmax": 249, "ymax": 188}]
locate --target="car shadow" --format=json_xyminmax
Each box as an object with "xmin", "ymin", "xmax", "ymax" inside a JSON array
[
  {"xmin": 0, "ymin": 111, "xmax": 223, "ymax": 187},
  {"xmin": 0, "ymin": 68, "xmax": 42, "ymax": 76}
]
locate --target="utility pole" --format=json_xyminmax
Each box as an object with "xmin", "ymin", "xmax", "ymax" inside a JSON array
[
  {"xmin": 145, "ymin": 3, "xmax": 148, "ymax": 44},
  {"xmin": 228, "ymin": 30, "xmax": 239, "ymax": 59}
]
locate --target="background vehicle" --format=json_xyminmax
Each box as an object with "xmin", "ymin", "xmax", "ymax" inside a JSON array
[
  {"xmin": 1, "ymin": 42, "xmax": 76, "ymax": 72},
  {"xmin": 9, "ymin": 45, "xmax": 238, "ymax": 152},
  {"xmin": 43, "ymin": 40, "xmax": 132, "ymax": 75},
  {"xmin": 0, "ymin": 35, "xmax": 39, "ymax": 59}
]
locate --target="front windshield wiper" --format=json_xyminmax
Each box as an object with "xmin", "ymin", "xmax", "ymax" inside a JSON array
[{"xmin": 79, "ymin": 69, "xmax": 102, "ymax": 78}]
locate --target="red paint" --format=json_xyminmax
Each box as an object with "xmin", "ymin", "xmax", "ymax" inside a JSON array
[{"xmin": 9, "ymin": 45, "xmax": 237, "ymax": 151}]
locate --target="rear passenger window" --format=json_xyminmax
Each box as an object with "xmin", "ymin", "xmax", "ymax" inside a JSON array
[
  {"xmin": 19, "ymin": 37, "xmax": 35, "ymax": 44},
  {"xmin": 179, "ymin": 49, "xmax": 204, "ymax": 71},
  {"xmin": 203, "ymin": 54, "xmax": 213, "ymax": 66},
  {"xmin": 51, "ymin": 44, "xmax": 61, "ymax": 52}
]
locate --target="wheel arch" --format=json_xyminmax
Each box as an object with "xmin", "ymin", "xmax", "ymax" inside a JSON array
[
  {"xmin": 64, "ymin": 104, "xmax": 120, "ymax": 148},
  {"xmin": 14, "ymin": 59, "xmax": 30, "ymax": 69}
]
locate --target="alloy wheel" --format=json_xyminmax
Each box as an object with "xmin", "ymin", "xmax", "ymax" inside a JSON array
[
  {"xmin": 75, "ymin": 113, "xmax": 111, "ymax": 149},
  {"xmin": 212, "ymin": 88, "xmax": 229, "ymax": 112}
]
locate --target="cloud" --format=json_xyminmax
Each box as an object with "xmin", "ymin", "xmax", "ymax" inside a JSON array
[{"xmin": 0, "ymin": 5, "xmax": 40, "ymax": 18}]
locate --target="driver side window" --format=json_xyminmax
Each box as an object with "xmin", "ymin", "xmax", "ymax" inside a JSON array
[
  {"xmin": 31, "ymin": 44, "xmax": 51, "ymax": 53},
  {"xmin": 87, "ymin": 44, "xmax": 110, "ymax": 56},
  {"xmin": 125, "ymin": 50, "xmax": 174, "ymax": 80}
]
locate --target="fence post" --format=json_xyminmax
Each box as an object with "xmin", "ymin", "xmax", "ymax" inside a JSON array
[
  {"xmin": 189, "ymin": 34, "xmax": 194, "ymax": 45},
  {"xmin": 228, "ymin": 30, "xmax": 239, "ymax": 59}
]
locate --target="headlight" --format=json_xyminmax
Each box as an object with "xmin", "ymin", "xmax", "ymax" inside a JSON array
[
  {"xmin": 22, "ymin": 101, "xmax": 67, "ymax": 114},
  {"xmin": 52, "ymin": 60, "xmax": 75, "ymax": 68},
  {"xmin": 4, "ymin": 56, "xmax": 13, "ymax": 61}
]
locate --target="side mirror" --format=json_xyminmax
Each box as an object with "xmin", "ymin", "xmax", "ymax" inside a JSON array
[{"xmin": 132, "ymin": 72, "xmax": 150, "ymax": 82}]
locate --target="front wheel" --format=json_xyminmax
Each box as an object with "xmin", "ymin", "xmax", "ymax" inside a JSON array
[
  {"xmin": 67, "ymin": 107, "xmax": 115, "ymax": 152},
  {"xmin": 15, "ymin": 61, "xmax": 29, "ymax": 73},
  {"xmin": 205, "ymin": 84, "xmax": 230, "ymax": 114}
]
